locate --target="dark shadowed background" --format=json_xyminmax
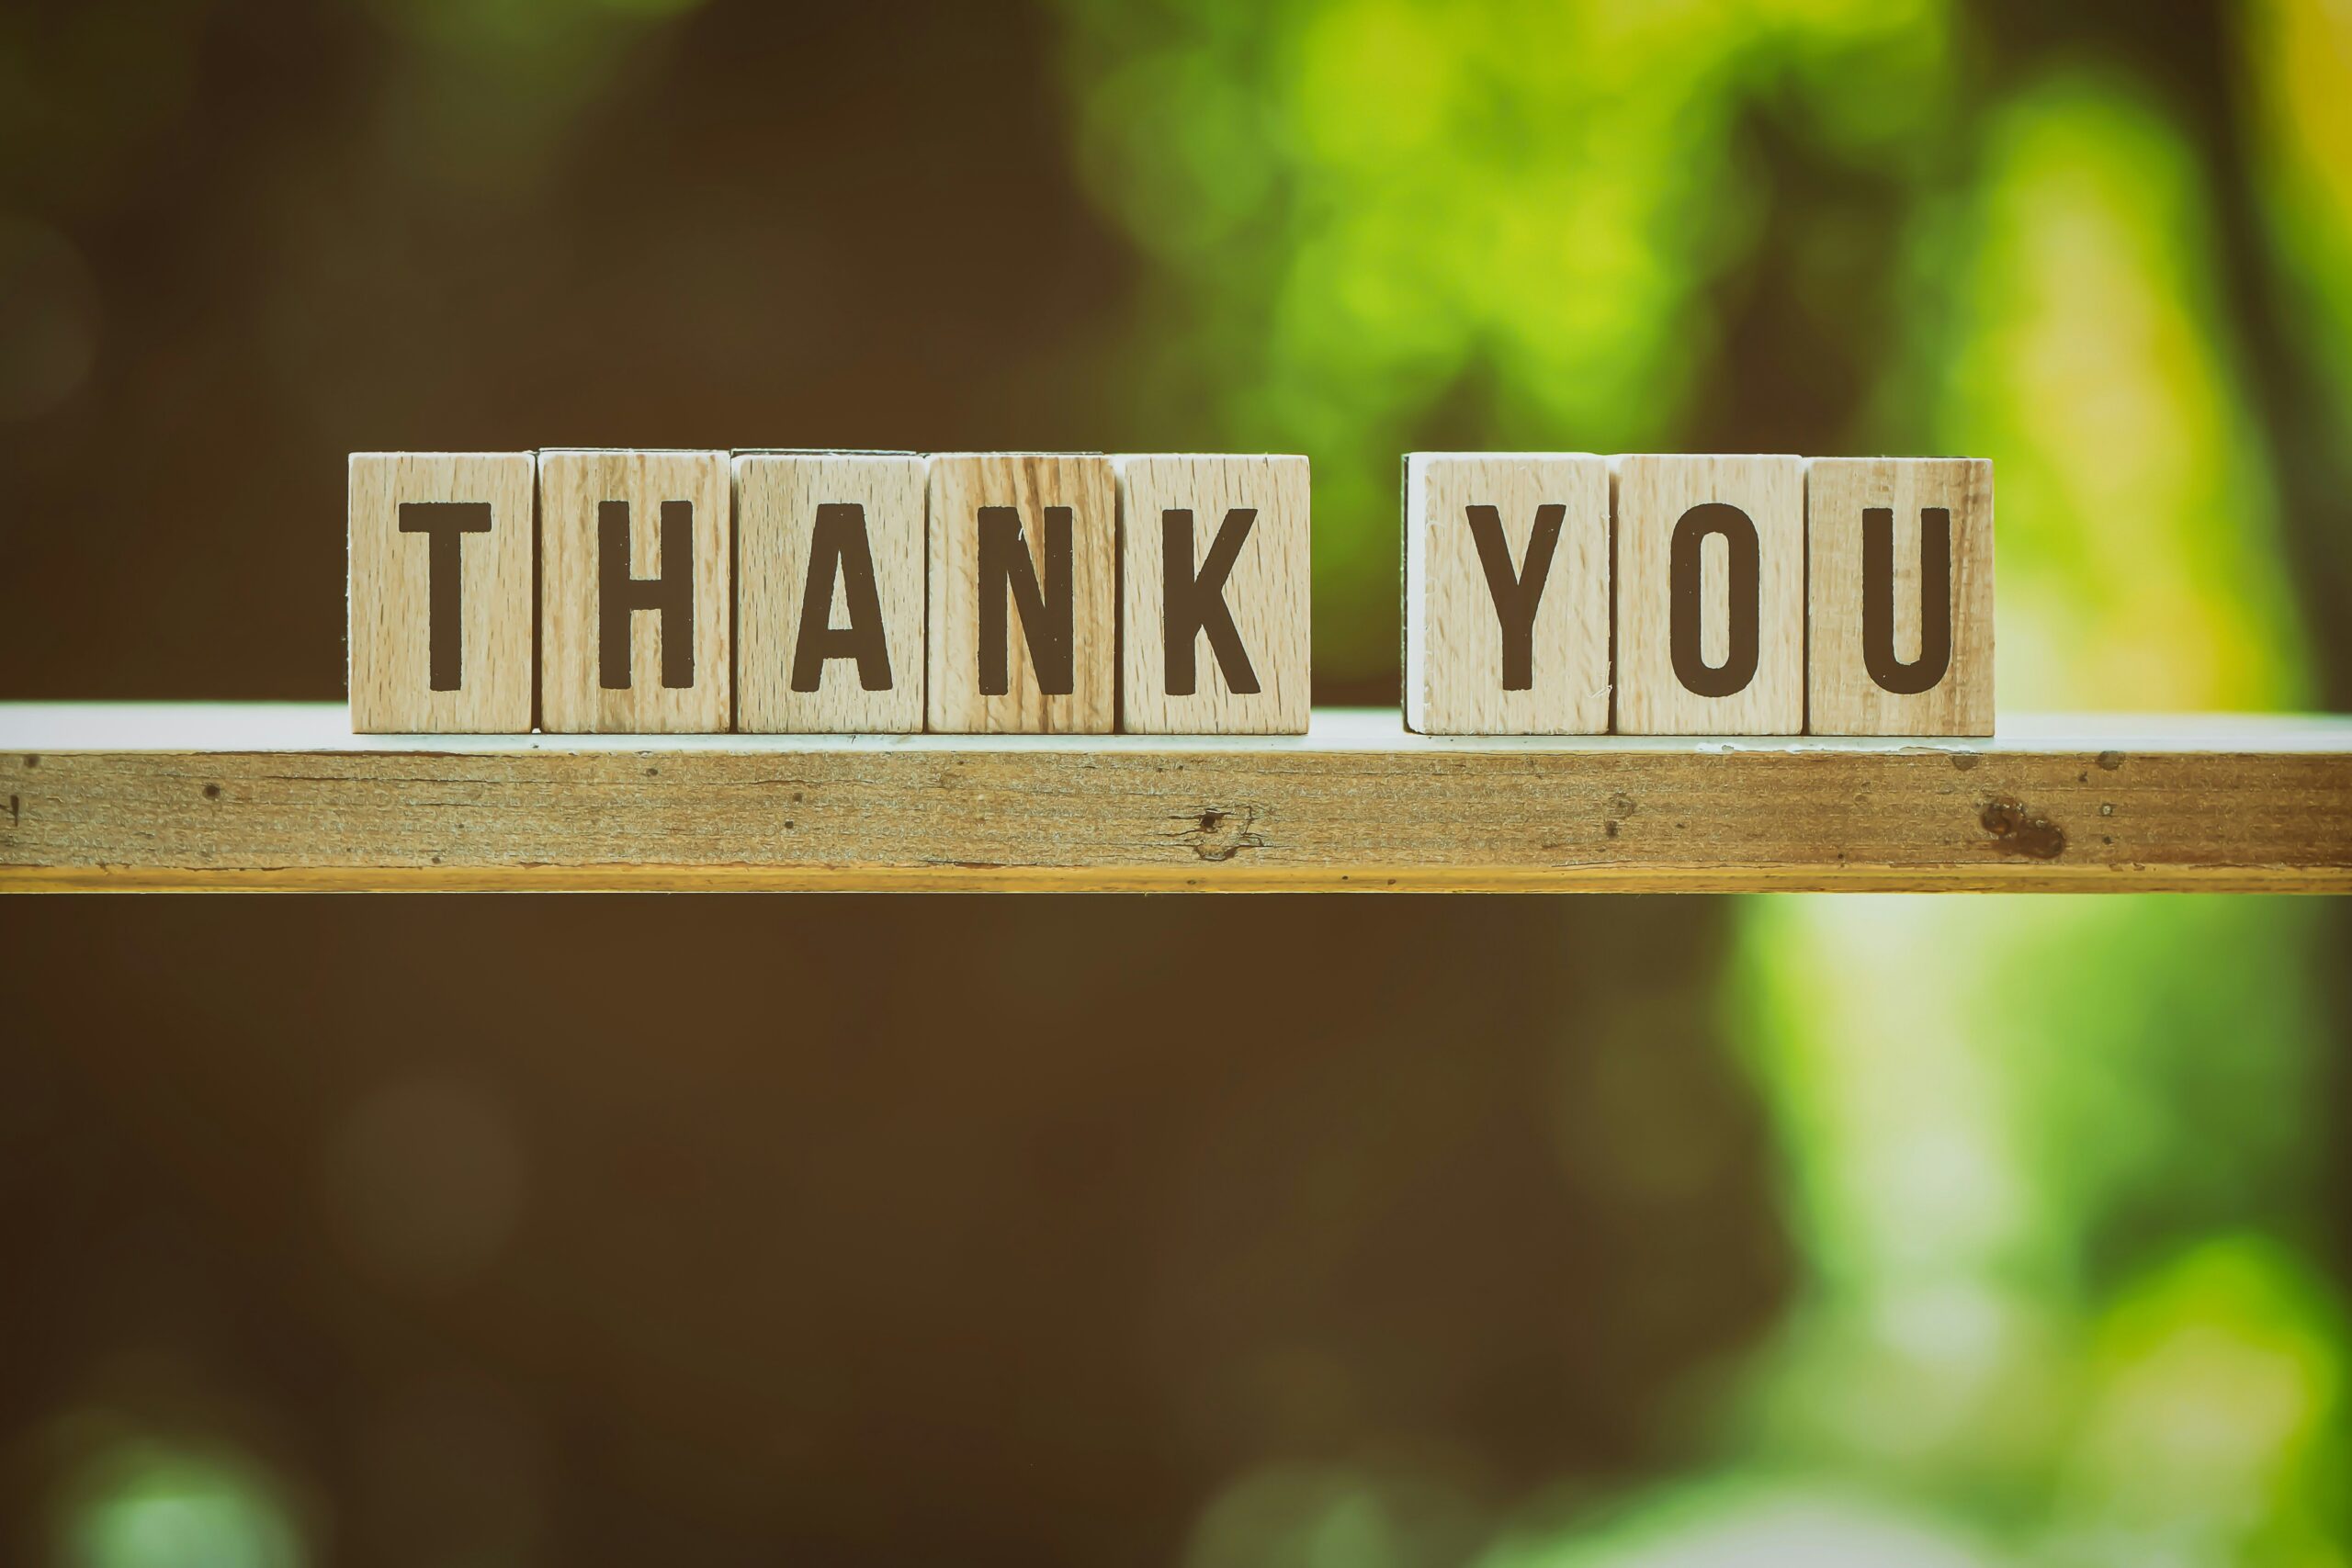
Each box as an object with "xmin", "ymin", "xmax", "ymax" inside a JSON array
[{"xmin": 2, "ymin": 2, "xmax": 2349, "ymax": 1565}]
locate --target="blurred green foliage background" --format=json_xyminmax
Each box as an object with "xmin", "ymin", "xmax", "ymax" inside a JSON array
[{"xmin": 2, "ymin": 2, "xmax": 2349, "ymax": 1566}]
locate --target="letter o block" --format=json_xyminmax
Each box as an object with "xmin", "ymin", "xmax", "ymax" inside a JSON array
[{"xmin": 1613, "ymin": 455, "xmax": 1804, "ymax": 735}]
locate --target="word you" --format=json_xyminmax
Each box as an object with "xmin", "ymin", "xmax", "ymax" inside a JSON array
[{"xmin": 1405, "ymin": 453, "xmax": 1992, "ymax": 736}]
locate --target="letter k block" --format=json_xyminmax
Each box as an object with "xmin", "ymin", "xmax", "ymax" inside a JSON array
[
  {"xmin": 1404, "ymin": 454, "xmax": 1610, "ymax": 733},
  {"xmin": 1115, "ymin": 455, "xmax": 1310, "ymax": 734}
]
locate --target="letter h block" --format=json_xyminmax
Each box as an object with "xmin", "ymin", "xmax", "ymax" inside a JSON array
[
  {"xmin": 1404, "ymin": 453, "xmax": 1610, "ymax": 733},
  {"xmin": 926, "ymin": 454, "xmax": 1116, "ymax": 733},
  {"xmin": 539, "ymin": 448, "xmax": 732, "ymax": 732},
  {"xmin": 349, "ymin": 452, "xmax": 536, "ymax": 732},
  {"xmin": 1806, "ymin": 457, "xmax": 1994, "ymax": 736},
  {"xmin": 1612, "ymin": 455, "xmax": 1804, "ymax": 735},
  {"xmin": 1116, "ymin": 454, "xmax": 1310, "ymax": 733},
  {"xmin": 735, "ymin": 451, "xmax": 927, "ymax": 733}
]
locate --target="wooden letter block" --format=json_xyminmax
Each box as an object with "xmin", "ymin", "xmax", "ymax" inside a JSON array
[
  {"xmin": 348, "ymin": 452, "xmax": 535, "ymax": 734},
  {"xmin": 735, "ymin": 451, "xmax": 926, "ymax": 733},
  {"xmin": 1613, "ymin": 455, "xmax": 1804, "ymax": 734},
  {"xmin": 1807, "ymin": 457, "xmax": 1994, "ymax": 736},
  {"xmin": 539, "ymin": 448, "xmax": 731, "ymax": 733},
  {"xmin": 1115, "ymin": 454, "xmax": 1310, "ymax": 734},
  {"xmin": 1404, "ymin": 452, "xmax": 1611, "ymax": 734},
  {"xmin": 926, "ymin": 454, "xmax": 1116, "ymax": 734}
]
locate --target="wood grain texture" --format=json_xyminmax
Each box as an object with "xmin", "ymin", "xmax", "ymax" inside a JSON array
[
  {"xmin": 926, "ymin": 454, "xmax": 1115, "ymax": 733},
  {"xmin": 736, "ymin": 451, "xmax": 926, "ymax": 733},
  {"xmin": 1808, "ymin": 457, "xmax": 1995, "ymax": 736},
  {"xmin": 1117, "ymin": 454, "xmax": 1310, "ymax": 734},
  {"xmin": 5, "ymin": 705, "xmax": 2348, "ymax": 893},
  {"xmin": 540, "ymin": 448, "xmax": 731, "ymax": 733},
  {"xmin": 347, "ymin": 452, "xmax": 535, "ymax": 732},
  {"xmin": 1405, "ymin": 453, "xmax": 1611, "ymax": 734},
  {"xmin": 1614, "ymin": 455, "xmax": 1805, "ymax": 734}
]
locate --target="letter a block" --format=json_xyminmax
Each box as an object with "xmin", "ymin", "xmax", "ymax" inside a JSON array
[
  {"xmin": 926, "ymin": 454, "xmax": 1116, "ymax": 733},
  {"xmin": 1405, "ymin": 453, "xmax": 1611, "ymax": 734},
  {"xmin": 539, "ymin": 448, "xmax": 731, "ymax": 733},
  {"xmin": 1613, "ymin": 455, "xmax": 1804, "ymax": 734},
  {"xmin": 1115, "ymin": 454, "xmax": 1310, "ymax": 734},
  {"xmin": 349, "ymin": 453, "xmax": 536, "ymax": 733},
  {"xmin": 735, "ymin": 451, "xmax": 926, "ymax": 733},
  {"xmin": 1807, "ymin": 457, "xmax": 1994, "ymax": 736}
]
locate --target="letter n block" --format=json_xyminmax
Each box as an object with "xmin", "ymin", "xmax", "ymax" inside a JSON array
[
  {"xmin": 1613, "ymin": 455, "xmax": 1804, "ymax": 735},
  {"xmin": 735, "ymin": 451, "xmax": 926, "ymax": 733},
  {"xmin": 539, "ymin": 449, "xmax": 732, "ymax": 733},
  {"xmin": 926, "ymin": 454, "xmax": 1115, "ymax": 734},
  {"xmin": 1115, "ymin": 454, "xmax": 1310, "ymax": 734},
  {"xmin": 1404, "ymin": 452, "xmax": 1610, "ymax": 734},
  {"xmin": 347, "ymin": 452, "xmax": 535, "ymax": 733},
  {"xmin": 1807, "ymin": 457, "xmax": 1994, "ymax": 736}
]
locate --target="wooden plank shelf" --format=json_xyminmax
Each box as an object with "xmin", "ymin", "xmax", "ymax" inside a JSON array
[{"xmin": 2, "ymin": 705, "xmax": 2348, "ymax": 893}]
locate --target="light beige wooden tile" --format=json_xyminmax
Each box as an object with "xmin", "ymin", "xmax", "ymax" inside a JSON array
[
  {"xmin": 347, "ymin": 452, "xmax": 535, "ymax": 734},
  {"xmin": 735, "ymin": 452, "xmax": 926, "ymax": 733},
  {"xmin": 1115, "ymin": 454, "xmax": 1310, "ymax": 735},
  {"xmin": 1613, "ymin": 454, "xmax": 1805, "ymax": 735},
  {"xmin": 1807, "ymin": 457, "xmax": 1995, "ymax": 736},
  {"xmin": 1404, "ymin": 452, "xmax": 1611, "ymax": 734},
  {"xmin": 926, "ymin": 453, "xmax": 1116, "ymax": 734},
  {"xmin": 539, "ymin": 449, "xmax": 731, "ymax": 733}
]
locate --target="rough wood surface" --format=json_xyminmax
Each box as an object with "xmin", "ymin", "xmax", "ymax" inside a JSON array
[
  {"xmin": 1614, "ymin": 455, "xmax": 1806, "ymax": 734},
  {"xmin": 1117, "ymin": 454, "xmax": 1311, "ymax": 734},
  {"xmin": 1405, "ymin": 453, "xmax": 1611, "ymax": 735},
  {"xmin": 735, "ymin": 451, "xmax": 927, "ymax": 733},
  {"xmin": 1808, "ymin": 456, "xmax": 1995, "ymax": 736},
  {"xmin": 926, "ymin": 454, "xmax": 1116, "ymax": 734},
  {"xmin": 347, "ymin": 452, "xmax": 536, "ymax": 732},
  {"xmin": 539, "ymin": 448, "xmax": 732, "ymax": 733},
  {"xmin": 4, "ymin": 706, "xmax": 2347, "ymax": 892}
]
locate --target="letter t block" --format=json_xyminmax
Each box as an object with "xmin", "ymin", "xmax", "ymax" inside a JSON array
[
  {"xmin": 1404, "ymin": 453, "xmax": 1610, "ymax": 733},
  {"xmin": 1116, "ymin": 454, "xmax": 1310, "ymax": 734},
  {"xmin": 348, "ymin": 451, "xmax": 535, "ymax": 733}
]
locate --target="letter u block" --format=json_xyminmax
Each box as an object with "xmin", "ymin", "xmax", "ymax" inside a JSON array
[
  {"xmin": 1116, "ymin": 454, "xmax": 1310, "ymax": 734},
  {"xmin": 1806, "ymin": 457, "xmax": 1994, "ymax": 736},
  {"xmin": 539, "ymin": 448, "xmax": 732, "ymax": 733},
  {"xmin": 735, "ymin": 451, "xmax": 926, "ymax": 733},
  {"xmin": 1612, "ymin": 455, "xmax": 1805, "ymax": 735},
  {"xmin": 925, "ymin": 454, "xmax": 1116, "ymax": 734},
  {"xmin": 1405, "ymin": 453, "xmax": 1611, "ymax": 734},
  {"xmin": 348, "ymin": 452, "xmax": 535, "ymax": 733}
]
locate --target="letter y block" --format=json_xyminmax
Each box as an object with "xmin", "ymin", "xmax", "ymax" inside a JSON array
[
  {"xmin": 1404, "ymin": 453, "xmax": 1610, "ymax": 733},
  {"xmin": 1116, "ymin": 454, "xmax": 1310, "ymax": 734}
]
